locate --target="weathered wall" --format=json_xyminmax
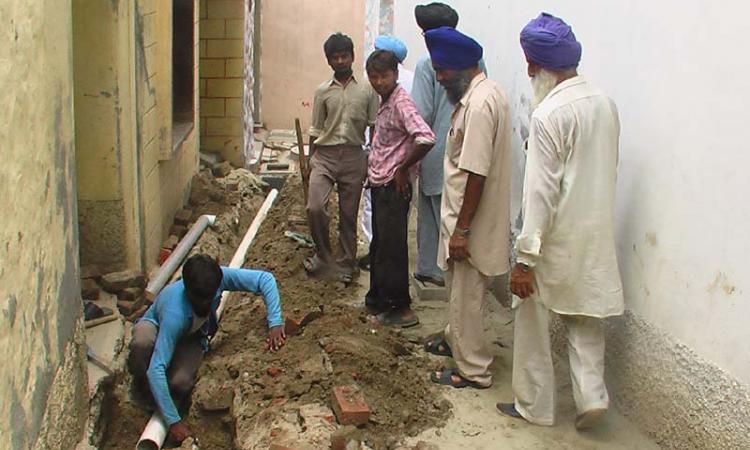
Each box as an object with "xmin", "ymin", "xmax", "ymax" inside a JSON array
[
  {"xmin": 73, "ymin": 0, "xmax": 141, "ymax": 272},
  {"xmin": 199, "ymin": 0, "xmax": 246, "ymax": 167},
  {"xmin": 391, "ymin": 1, "xmax": 750, "ymax": 447},
  {"xmin": 0, "ymin": 1, "xmax": 87, "ymax": 448},
  {"xmin": 259, "ymin": 0, "xmax": 366, "ymax": 131},
  {"xmin": 75, "ymin": 0, "xmax": 200, "ymax": 271}
]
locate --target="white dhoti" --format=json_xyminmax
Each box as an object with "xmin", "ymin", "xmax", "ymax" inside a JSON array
[{"xmin": 512, "ymin": 297, "xmax": 609, "ymax": 426}]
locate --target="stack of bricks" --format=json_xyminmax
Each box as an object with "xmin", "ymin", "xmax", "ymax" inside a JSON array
[{"xmin": 199, "ymin": 0, "xmax": 245, "ymax": 167}]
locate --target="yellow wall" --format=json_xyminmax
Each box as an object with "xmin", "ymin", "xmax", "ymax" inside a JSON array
[
  {"xmin": 0, "ymin": 1, "xmax": 87, "ymax": 448},
  {"xmin": 199, "ymin": 0, "xmax": 246, "ymax": 167},
  {"xmin": 75, "ymin": 0, "xmax": 201, "ymax": 271},
  {"xmin": 259, "ymin": 0, "xmax": 366, "ymax": 131}
]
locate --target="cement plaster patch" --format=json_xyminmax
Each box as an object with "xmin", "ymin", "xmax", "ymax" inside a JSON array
[
  {"xmin": 78, "ymin": 199, "xmax": 127, "ymax": 270},
  {"xmin": 605, "ymin": 311, "xmax": 750, "ymax": 449},
  {"xmin": 32, "ymin": 320, "xmax": 88, "ymax": 450}
]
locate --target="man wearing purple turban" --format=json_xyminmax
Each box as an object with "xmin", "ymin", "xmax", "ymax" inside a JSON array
[
  {"xmin": 423, "ymin": 27, "xmax": 512, "ymax": 390},
  {"xmin": 497, "ymin": 13, "xmax": 624, "ymax": 431}
]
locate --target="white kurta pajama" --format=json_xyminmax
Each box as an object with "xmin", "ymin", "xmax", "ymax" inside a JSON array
[{"xmin": 512, "ymin": 76, "xmax": 624, "ymax": 425}]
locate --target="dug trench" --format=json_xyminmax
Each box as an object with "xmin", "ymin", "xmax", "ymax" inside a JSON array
[{"xmin": 100, "ymin": 171, "xmax": 451, "ymax": 450}]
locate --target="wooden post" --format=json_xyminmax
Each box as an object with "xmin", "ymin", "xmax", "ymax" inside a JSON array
[{"xmin": 294, "ymin": 118, "xmax": 309, "ymax": 203}]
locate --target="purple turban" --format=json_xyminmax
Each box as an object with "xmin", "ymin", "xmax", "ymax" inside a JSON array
[
  {"xmin": 425, "ymin": 27, "xmax": 483, "ymax": 70},
  {"xmin": 375, "ymin": 35, "xmax": 408, "ymax": 63},
  {"xmin": 520, "ymin": 13, "xmax": 582, "ymax": 70}
]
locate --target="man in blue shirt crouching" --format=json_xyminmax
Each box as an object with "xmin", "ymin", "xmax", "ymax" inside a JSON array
[{"xmin": 127, "ymin": 254, "xmax": 286, "ymax": 443}]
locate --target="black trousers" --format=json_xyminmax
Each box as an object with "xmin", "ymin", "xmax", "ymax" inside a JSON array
[{"xmin": 365, "ymin": 182, "xmax": 412, "ymax": 311}]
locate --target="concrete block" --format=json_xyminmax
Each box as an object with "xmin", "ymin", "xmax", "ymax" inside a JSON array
[
  {"xmin": 225, "ymin": 58, "xmax": 244, "ymax": 78},
  {"xmin": 100, "ymin": 269, "xmax": 146, "ymax": 293},
  {"xmin": 199, "ymin": 40, "xmax": 207, "ymax": 58},
  {"xmin": 200, "ymin": 59, "xmax": 225, "ymax": 79},
  {"xmin": 200, "ymin": 97, "xmax": 225, "ymax": 117},
  {"xmin": 207, "ymin": 117, "xmax": 242, "ymax": 136},
  {"xmin": 206, "ymin": 39, "xmax": 243, "ymax": 58},
  {"xmin": 411, "ymin": 276, "xmax": 447, "ymax": 301},
  {"xmin": 207, "ymin": 0, "xmax": 243, "ymax": 18},
  {"xmin": 174, "ymin": 208, "xmax": 193, "ymax": 226},
  {"xmin": 331, "ymin": 385, "xmax": 370, "ymax": 426},
  {"xmin": 200, "ymin": 19, "xmax": 225, "ymax": 39},
  {"xmin": 200, "ymin": 0, "xmax": 207, "ymax": 18},
  {"xmin": 206, "ymin": 78, "xmax": 243, "ymax": 98},
  {"xmin": 226, "ymin": 19, "xmax": 244, "ymax": 38},
  {"xmin": 81, "ymin": 279, "xmax": 100, "ymax": 300},
  {"xmin": 117, "ymin": 287, "xmax": 143, "ymax": 301}
]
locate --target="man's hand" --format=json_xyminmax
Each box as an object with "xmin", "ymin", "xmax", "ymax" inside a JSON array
[
  {"xmin": 169, "ymin": 420, "xmax": 191, "ymax": 444},
  {"xmin": 448, "ymin": 232, "xmax": 470, "ymax": 262},
  {"xmin": 510, "ymin": 263, "xmax": 536, "ymax": 299},
  {"xmin": 394, "ymin": 166, "xmax": 410, "ymax": 199},
  {"xmin": 267, "ymin": 325, "xmax": 286, "ymax": 352}
]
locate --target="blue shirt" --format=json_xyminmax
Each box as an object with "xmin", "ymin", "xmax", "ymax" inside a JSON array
[
  {"xmin": 411, "ymin": 55, "xmax": 487, "ymax": 196},
  {"xmin": 140, "ymin": 267, "xmax": 283, "ymax": 425}
]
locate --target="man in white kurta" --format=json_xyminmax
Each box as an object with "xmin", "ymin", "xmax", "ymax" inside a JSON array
[{"xmin": 498, "ymin": 13, "xmax": 624, "ymax": 430}]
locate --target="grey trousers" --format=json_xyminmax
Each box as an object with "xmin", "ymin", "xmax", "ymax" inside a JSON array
[
  {"xmin": 127, "ymin": 320, "xmax": 204, "ymax": 411},
  {"xmin": 416, "ymin": 191, "xmax": 443, "ymax": 280},
  {"xmin": 306, "ymin": 145, "xmax": 367, "ymax": 270}
]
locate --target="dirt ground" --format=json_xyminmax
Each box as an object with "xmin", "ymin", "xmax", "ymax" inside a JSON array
[{"xmin": 101, "ymin": 173, "xmax": 452, "ymax": 450}]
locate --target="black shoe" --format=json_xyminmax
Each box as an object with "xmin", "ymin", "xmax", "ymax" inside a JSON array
[{"xmin": 413, "ymin": 273, "xmax": 445, "ymax": 287}]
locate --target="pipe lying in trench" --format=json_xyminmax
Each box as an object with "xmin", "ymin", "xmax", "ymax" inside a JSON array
[
  {"xmin": 144, "ymin": 214, "xmax": 217, "ymax": 302},
  {"xmin": 136, "ymin": 189, "xmax": 279, "ymax": 450}
]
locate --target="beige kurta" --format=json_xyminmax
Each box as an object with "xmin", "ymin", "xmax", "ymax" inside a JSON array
[
  {"xmin": 438, "ymin": 73, "xmax": 511, "ymax": 277},
  {"xmin": 516, "ymin": 76, "xmax": 624, "ymax": 317}
]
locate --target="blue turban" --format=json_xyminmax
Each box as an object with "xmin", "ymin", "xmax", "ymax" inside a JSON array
[
  {"xmin": 374, "ymin": 35, "xmax": 408, "ymax": 63},
  {"xmin": 520, "ymin": 13, "xmax": 582, "ymax": 70},
  {"xmin": 425, "ymin": 27, "xmax": 483, "ymax": 70}
]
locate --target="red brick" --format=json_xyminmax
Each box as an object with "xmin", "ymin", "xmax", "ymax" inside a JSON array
[
  {"xmin": 267, "ymin": 366, "xmax": 282, "ymax": 378},
  {"xmin": 331, "ymin": 385, "xmax": 370, "ymax": 426},
  {"xmin": 284, "ymin": 317, "xmax": 301, "ymax": 336},
  {"xmin": 159, "ymin": 247, "xmax": 172, "ymax": 265},
  {"xmin": 100, "ymin": 269, "xmax": 146, "ymax": 293}
]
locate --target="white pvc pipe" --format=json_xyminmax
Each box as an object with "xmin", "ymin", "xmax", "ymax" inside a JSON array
[
  {"xmin": 217, "ymin": 188, "xmax": 278, "ymax": 320},
  {"xmin": 135, "ymin": 189, "xmax": 278, "ymax": 450},
  {"xmin": 135, "ymin": 414, "xmax": 167, "ymax": 450},
  {"xmin": 145, "ymin": 215, "xmax": 217, "ymax": 301}
]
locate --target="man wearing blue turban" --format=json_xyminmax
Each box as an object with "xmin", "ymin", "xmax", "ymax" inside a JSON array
[
  {"xmin": 497, "ymin": 13, "xmax": 624, "ymax": 431},
  {"xmin": 422, "ymin": 26, "xmax": 512, "ymax": 390},
  {"xmin": 410, "ymin": 3, "xmax": 486, "ymax": 291}
]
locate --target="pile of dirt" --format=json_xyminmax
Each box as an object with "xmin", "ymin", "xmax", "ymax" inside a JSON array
[{"xmin": 101, "ymin": 174, "xmax": 451, "ymax": 450}]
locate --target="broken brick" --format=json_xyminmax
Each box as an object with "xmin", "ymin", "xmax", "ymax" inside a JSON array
[
  {"xmin": 267, "ymin": 366, "xmax": 283, "ymax": 378},
  {"xmin": 331, "ymin": 426, "xmax": 363, "ymax": 450},
  {"xmin": 174, "ymin": 208, "xmax": 193, "ymax": 226},
  {"xmin": 162, "ymin": 235, "xmax": 180, "ymax": 250},
  {"xmin": 81, "ymin": 278, "xmax": 100, "ymax": 300},
  {"xmin": 100, "ymin": 269, "xmax": 146, "ymax": 293},
  {"xmin": 332, "ymin": 385, "xmax": 370, "ymax": 426},
  {"xmin": 226, "ymin": 179, "xmax": 240, "ymax": 192},
  {"xmin": 117, "ymin": 287, "xmax": 142, "ymax": 301},
  {"xmin": 169, "ymin": 224, "xmax": 187, "ymax": 239},
  {"xmin": 213, "ymin": 161, "xmax": 233, "ymax": 178},
  {"xmin": 127, "ymin": 304, "xmax": 149, "ymax": 322},
  {"xmin": 159, "ymin": 247, "xmax": 172, "ymax": 265},
  {"xmin": 284, "ymin": 317, "xmax": 301, "ymax": 336}
]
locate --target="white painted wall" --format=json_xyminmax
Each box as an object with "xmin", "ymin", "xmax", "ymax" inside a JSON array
[{"xmin": 393, "ymin": 0, "xmax": 750, "ymax": 386}]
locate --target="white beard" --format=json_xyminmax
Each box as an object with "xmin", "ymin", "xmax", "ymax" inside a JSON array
[{"xmin": 530, "ymin": 69, "xmax": 558, "ymax": 109}]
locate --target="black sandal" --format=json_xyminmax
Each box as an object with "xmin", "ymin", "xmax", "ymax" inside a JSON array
[
  {"xmin": 430, "ymin": 368, "xmax": 488, "ymax": 389},
  {"xmin": 424, "ymin": 337, "xmax": 453, "ymax": 357}
]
